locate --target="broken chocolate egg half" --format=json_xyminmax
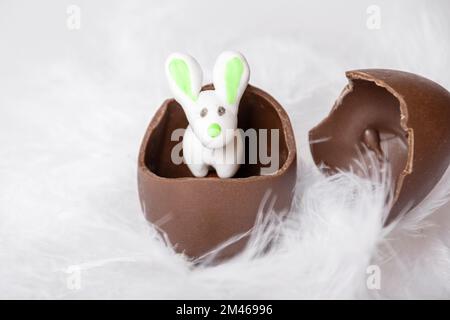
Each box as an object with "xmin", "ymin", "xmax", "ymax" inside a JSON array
[
  {"xmin": 138, "ymin": 84, "xmax": 297, "ymax": 260},
  {"xmin": 309, "ymin": 69, "xmax": 450, "ymax": 223}
]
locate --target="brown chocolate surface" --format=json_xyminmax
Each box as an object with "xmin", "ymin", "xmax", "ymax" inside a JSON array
[
  {"xmin": 138, "ymin": 85, "xmax": 297, "ymax": 259},
  {"xmin": 309, "ymin": 69, "xmax": 450, "ymax": 222}
]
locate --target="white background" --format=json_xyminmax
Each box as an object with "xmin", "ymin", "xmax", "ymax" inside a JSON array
[{"xmin": 0, "ymin": 0, "xmax": 449, "ymax": 298}]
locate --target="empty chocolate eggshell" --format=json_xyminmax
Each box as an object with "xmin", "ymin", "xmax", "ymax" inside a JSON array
[
  {"xmin": 309, "ymin": 69, "xmax": 450, "ymax": 223},
  {"xmin": 138, "ymin": 84, "xmax": 297, "ymax": 259}
]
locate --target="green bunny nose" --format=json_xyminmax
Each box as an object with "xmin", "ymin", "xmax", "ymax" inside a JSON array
[{"xmin": 207, "ymin": 123, "xmax": 222, "ymax": 138}]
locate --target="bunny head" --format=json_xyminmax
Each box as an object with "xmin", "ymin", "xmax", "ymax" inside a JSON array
[{"xmin": 165, "ymin": 51, "xmax": 250, "ymax": 149}]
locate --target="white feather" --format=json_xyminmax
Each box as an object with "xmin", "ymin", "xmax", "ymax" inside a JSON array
[{"xmin": 0, "ymin": 0, "xmax": 449, "ymax": 299}]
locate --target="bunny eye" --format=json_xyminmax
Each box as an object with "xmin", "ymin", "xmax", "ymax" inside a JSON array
[
  {"xmin": 200, "ymin": 108, "xmax": 208, "ymax": 117},
  {"xmin": 218, "ymin": 106, "xmax": 226, "ymax": 116}
]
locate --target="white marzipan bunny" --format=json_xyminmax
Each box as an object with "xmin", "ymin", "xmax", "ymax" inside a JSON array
[{"xmin": 165, "ymin": 51, "xmax": 250, "ymax": 178}]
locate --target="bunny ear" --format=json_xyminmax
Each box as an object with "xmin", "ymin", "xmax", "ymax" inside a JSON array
[
  {"xmin": 165, "ymin": 53, "xmax": 202, "ymax": 106},
  {"xmin": 213, "ymin": 51, "xmax": 250, "ymax": 108}
]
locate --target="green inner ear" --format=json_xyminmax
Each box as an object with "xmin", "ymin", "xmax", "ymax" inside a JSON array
[
  {"xmin": 224, "ymin": 57, "xmax": 244, "ymax": 105},
  {"xmin": 168, "ymin": 58, "xmax": 197, "ymax": 101}
]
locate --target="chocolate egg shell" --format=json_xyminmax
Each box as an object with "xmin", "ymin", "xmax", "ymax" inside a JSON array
[
  {"xmin": 138, "ymin": 84, "xmax": 297, "ymax": 259},
  {"xmin": 309, "ymin": 69, "xmax": 450, "ymax": 223}
]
